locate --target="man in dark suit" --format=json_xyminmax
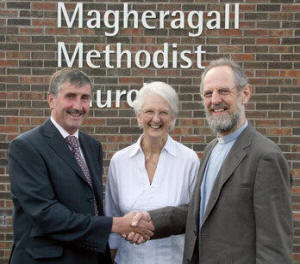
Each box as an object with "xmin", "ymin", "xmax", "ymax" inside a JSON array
[
  {"xmin": 8, "ymin": 68, "xmax": 153, "ymax": 264},
  {"xmin": 131, "ymin": 58, "xmax": 293, "ymax": 263}
]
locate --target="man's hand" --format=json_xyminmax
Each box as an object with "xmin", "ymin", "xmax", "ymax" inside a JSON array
[
  {"xmin": 111, "ymin": 211, "xmax": 154, "ymax": 243},
  {"xmin": 123, "ymin": 211, "xmax": 154, "ymax": 244}
]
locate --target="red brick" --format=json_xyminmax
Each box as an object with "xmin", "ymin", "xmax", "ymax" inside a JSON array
[
  {"xmin": 6, "ymin": 117, "xmax": 30, "ymax": 125},
  {"xmin": 0, "ymin": 60, "xmax": 18, "ymax": 67},
  {"xmin": 282, "ymin": 4, "xmax": 300, "ymax": 11},
  {"xmin": 280, "ymin": 70, "xmax": 300, "ymax": 77},
  {"xmin": 32, "ymin": 19, "xmax": 56, "ymax": 27},
  {"xmin": 180, "ymin": 119, "xmax": 204, "ymax": 126},
  {"xmin": 6, "ymin": 36, "xmax": 31, "ymax": 43},
  {"xmin": 30, "ymin": 117, "xmax": 47, "ymax": 125},
  {"xmin": 102, "ymin": 143, "xmax": 119, "ymax": 151},
  {"xmin": 0, "ymin": 126, "xmax": 18, "ymax": 133},
  {"xmin": 269, "ymin": 46, "xmax": 293, "ymax": 53},
  {"xmin": 219, "ymin": 46, "xmax": 243, "ymax": 53},
  {"xmin": 269, "ymin": 29, "xmax": 293, "ymax": 37},
  {"xmin": 132, "ymin": 68, "xmax": 156, "ymax": 76},
  {"xmin": 267, "ymin": 128, "xmax": 292, "ymax": 136},
  {"xmin": 0, "ymin": 76, "xmax": 18, "ymax": 83},
  {"xmin": 31, "ymin": 2, "xmax": 56, "ymax": 10},
  {"xmin": 181, "ymin": 136, "xmax": 204, "ymax": 143},
  {"xmin": 157, "ymin": 69, "xmax": 181, "ymax": 76},
  {"xmin": 71, "ymin": 28, "xmax": 96, "ymax": 35},
  {"xmin": 257, "ymin": 38, "xmax": 280, "ymax": 45},
  {"xmin": 20, "ymin": 92, "xmax": 44, "ymax": 100},
  {"xmin": 83, "ymin": 118, "xmax": 106, "ymax": 126},
  {"xmin": 132, "ymin": 37, "xmax": 156, "ymax": 44},
  {"xmin": 172, "ymin": 127, "xmax": 193, "ymax": 135},
  {"xmin": 239, "ymin": 21, "xmax": 256, "ymax": 28},
  {"xmin": 245, "ymin": 29, "xmax": 269, "ymax": 36},
  {"xmin": 119, "ymin": 77, "xmax": 143, "ymax": 85},
  {"xmin": 0, "ymin": 10, "xmax": 18, "ymax": 17},
  {"xmin": 121, "ymin": 28, "xmax": 143, "ymax": 35},
  {"xmin": 46, "ymin": 28, "xmax": 70, "ymax": 35},
  {"xmin": 256, "ymin": 120, "xmax": 280, "ymax": 127},
  {"xmin": 6, "ymin": 51, "xmax": 30, "ymax": 59},
  {"xmin": 6, "ymin": 92, "xmax": 19, "ymax": 100},
  {"xmin": 231, "ymin": 54, "xmax": 254, "ymax": 61},
  {"xmin": 20, "ymin": 28, "xmax": 43, "ymax": 34},
  {"xmin": 108, "ymin": 135, "xmax": 132, "ymax": 142},
  {"xmin": 20, "ymin": 76, "xmax": 46, "ymax": 84},
  {"xmin": 256, "ymin": 70, "xmax": 279, "ymax": 77}
]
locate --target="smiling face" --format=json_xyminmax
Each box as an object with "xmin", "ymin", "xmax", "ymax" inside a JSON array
[
  {"xmin": 137, "ymin": 93, "xmax": 174, "ymax": 141},
  {"xmin": 48, "ymin": 81, "xmax": 91, "ymax": 134},
  {"xmin": 202, "ymin": 65, "xmax": 251, "ymax": 136}
]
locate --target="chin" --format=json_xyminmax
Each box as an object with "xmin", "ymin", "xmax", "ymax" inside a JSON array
[{"xmin": 147, "ymin": 131, "xmax": 165, "ymax": 138}]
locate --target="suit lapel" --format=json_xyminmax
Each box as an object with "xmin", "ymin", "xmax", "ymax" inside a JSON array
[
  {"xmin": 41, "ymin": 119, "xmax": 89, "ymax": 185},
  {"xmin": 201, "ymin": 125, "xmax": 255, "ymax": 226},
  {"xmin": 79, "ymin": 133, "xmax": 104, "ymax": 213}
]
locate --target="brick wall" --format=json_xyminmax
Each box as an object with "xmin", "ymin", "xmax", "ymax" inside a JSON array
[{"xmin": 0, "ymin": 0, "xmax": 299, "ymax": 263}]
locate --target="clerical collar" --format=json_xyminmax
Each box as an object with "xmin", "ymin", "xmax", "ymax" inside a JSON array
[{"xmin": 217, "ymin": 120, "xmax": 248, "ymax": 144}]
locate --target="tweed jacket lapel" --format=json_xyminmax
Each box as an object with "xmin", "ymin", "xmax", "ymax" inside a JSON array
[{"xmin": 201, "ymin": 124, "xmax": 255, "ymax": 226}]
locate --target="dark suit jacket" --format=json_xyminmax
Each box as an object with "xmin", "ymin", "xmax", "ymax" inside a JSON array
[
  {"xmin": 8, "ymin": 119, "xmax": 112, "ymax": 264},
  {"xmin": 150, "ymin": 124, "xmax": 293, "ymax": 264}
]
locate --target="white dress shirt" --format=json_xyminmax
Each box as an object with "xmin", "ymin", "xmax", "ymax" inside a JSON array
[
  {"xmin": 50, "ymin": 116, "xmax": 79, "ymax": 139},
  {"xmin": 105, "ymin": 135, "xmax": 200, "ymax": 264},
  {"xmin": 50, "ymin": 116, "xmax": 86, "ymax": 159}
]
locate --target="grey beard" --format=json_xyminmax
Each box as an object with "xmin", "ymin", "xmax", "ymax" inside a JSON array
[{"xmin": 206, "ymin": 104, "xmax": 244, "ymax": 134}]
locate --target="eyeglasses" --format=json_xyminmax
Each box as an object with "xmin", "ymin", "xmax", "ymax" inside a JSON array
[
  {"xmin": 142, "ymin": 110, "xmax": 170, "ymax": 118},
  {"xmin": 202, "ymin": 87, "xmax": 237, "ymax": 99}
]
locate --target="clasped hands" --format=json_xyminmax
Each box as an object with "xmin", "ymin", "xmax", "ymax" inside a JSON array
[{"xmin": 112, "ymin": 211, "xmax": 154, "ymax": 244}]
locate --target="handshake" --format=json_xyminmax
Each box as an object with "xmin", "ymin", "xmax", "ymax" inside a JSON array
[{"xmin": 112, "ymin": 211, "xmax": 154, "ymax": 244}]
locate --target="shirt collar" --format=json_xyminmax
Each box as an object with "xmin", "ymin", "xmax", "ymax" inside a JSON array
[
  {"xmin": 50, "ymin": 116, "xmax": 79, "ymax": 139},
  {"xmin": 129, "ymin": 135, "xmax": 177, "ymax": 158},
  {"xmin": 217, "ymin": 120, "xmax": 248, "ymax": 144}
]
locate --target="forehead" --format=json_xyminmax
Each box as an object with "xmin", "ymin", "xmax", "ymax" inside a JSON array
[
  {"xmin": 59, "ymin": 81, "xmax": 91, "ymax": 95},
  {"xmin": 142, "ymin": 93, "xmax": 170, "ymax": 109},
  {"xmin": 203, "ymin": 66, "xmax": 235, "ymax": 91}
]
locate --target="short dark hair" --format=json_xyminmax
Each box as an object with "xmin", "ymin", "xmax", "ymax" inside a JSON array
[{"xmin": 49, "ymin": 68, "xmax": 92, "ymax": 97}]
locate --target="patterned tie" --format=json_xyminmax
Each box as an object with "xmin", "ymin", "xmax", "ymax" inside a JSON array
[{"xmin": 65, "ymin": 135, "xmax": 99, "ymax": 215}]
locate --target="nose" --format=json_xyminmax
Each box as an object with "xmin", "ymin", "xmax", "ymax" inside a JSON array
[
  {"xmin": 211, "ymin": 91, "xmax": 222, "ymax": 105},
  {"xmin": 72, "ymin": 97, "xmax": 83, "ymax": 110},
  {"xmin": 152, "ymin": 112, "xmax": 161, "ymax": 122}
]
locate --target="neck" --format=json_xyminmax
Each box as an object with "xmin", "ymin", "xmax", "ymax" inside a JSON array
[{"xmin": 141, "ymin": 135, "xmax": 167, "ymax": 154}]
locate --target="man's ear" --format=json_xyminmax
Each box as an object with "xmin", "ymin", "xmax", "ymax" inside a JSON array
[
  {"xmin": 47, "ymin": 93, "xmax": 55, "ymax": 110},
  {"xmin": 241, "ymin": 84, "xmax": 252, "ymax": 105}
]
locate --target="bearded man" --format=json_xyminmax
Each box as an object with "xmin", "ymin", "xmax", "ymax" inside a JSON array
[{"xmin": 130, "ymin": 58, "xmax": 293, "ymax": 264}]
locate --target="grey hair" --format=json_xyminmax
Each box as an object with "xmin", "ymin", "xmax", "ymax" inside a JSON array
[
  {"xmin": 132, "ymin": 81, "xmax": 179, "ymax": 131},
  {"xmin": 200, "ymin": 58, "xmax": 249, "ymax": 94},
  {"xmin": 49, "ymin": 68, "xmax": 92, "ymax": 97}
]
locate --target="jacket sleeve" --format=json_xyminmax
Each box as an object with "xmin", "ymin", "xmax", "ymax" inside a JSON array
[
  {"xmin": 254, "ymin": 151, "xmax": 293, "ymax": 263},
  {"xmin": 149, "ymin": 204, "xmax": 188, "ymax": 239},
  {"xmin": 9, "ymin": 136, "xmax": 112, "ymax": 253}
]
